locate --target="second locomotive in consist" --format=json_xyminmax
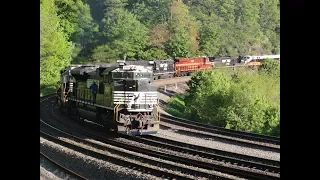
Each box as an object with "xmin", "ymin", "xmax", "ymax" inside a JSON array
[{"xmin": 57, "ymin": 61, "xmax": 160, "ymax": 135}]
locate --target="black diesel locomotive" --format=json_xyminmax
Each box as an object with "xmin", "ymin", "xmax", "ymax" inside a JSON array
[
  {"xmin": 125, "ymin": 59, "xmax": 175, "ymax": 80},
  {"xmin": 57, "ymin": 61, "xmax": 160, "ymax": 135}
]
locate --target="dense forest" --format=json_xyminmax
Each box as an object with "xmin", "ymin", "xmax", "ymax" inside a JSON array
[
  {"xmin": 40, "ymin": 0, "xmax": 280, "ymax": 87},
  {"xmin": 167, "ymin": 59, "xmax": 280, "ymax": 136}
]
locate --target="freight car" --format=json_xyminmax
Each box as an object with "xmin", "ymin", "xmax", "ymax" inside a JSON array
[
  {"xmin": 57, "ymin": 62, "xmax": 160, "ymax": 135},
  {"xmin": 242, "ymin": 54, "xmax": 280, "ymax": 64},
  {"xmin": 208, "ymin": 56, "xmax": 241, "ymax": 66}
]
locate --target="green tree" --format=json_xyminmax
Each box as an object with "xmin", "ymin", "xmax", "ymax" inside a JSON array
[
  {"xmin": 174, "ymin": 68, "xmax": 280, "ymax": 136},
  {"xmin": 185, "ymin": 70, "xmax": 232, "ymax": 122},
  {"xmin": 91, "ymin": 44, "xmax": 119, "ymax": 62},
  {"xmin": 260, "ymin": 58, "xmax": 280, "ymax": 77},
  {"xmin": 215, "ymin": 0, "xmax": 236, "ymax": 25},
  {"xmin": 93, "ymin": 9, "xmax": 149, "ymax": 61},
  {"xmin": 127, "ymin": 0, "xmax": 170, "ymax": 26},
  {"xmin": 99, "ymin": 0, "xmax": 128, "ymax": 43},
  {"xmin": 199, "ymin": 23, "xmax": 220, "ymax": 56},
  {"xmin": 40, "ymin": 0, "xmax": 72, "ymax": 87},
  {"xmin": 259, "ymin": 0, "xmax": 280, "ymax": 54},
  {"xmin": 165, "ymin": 0, "xmax": 199, "ymax": 57},
  {"xmin": 55, "ymin": 0, "xmax": 98, "ymax": 59}
]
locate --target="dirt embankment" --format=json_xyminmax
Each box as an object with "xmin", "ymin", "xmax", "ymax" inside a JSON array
[{"xmin": 152, "ymin": 76, "xmax": 190, "ymax": 115}]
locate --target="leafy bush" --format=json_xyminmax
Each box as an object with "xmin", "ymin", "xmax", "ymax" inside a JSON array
[
  {"xmin": 40, "ymin": 86, "xmax": 56, "ymax": 97},
  {"xmin": 166, "ymin": 94, "xmax": 188, "ymax": 118},
  {"xmin": 168, "ymin": 67, "xmax": 280, "ymax": 136}
]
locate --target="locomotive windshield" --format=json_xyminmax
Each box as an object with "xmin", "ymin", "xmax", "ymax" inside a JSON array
[
  {"xmin": 135, "ymin": 72, "xmax": 152, "ymax": 79},
  {"xmin": 112, "ymin": 71, "xmax": 152, "ymax": 80},
  {"xmin": 112, "ymin": 72, "xmax": 134, "ymax": 79}
]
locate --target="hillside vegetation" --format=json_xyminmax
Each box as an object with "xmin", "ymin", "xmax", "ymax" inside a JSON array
[
  {"xmin": 167, "ymin": 59, "xmax": 280, "ymax": 137},
  {"xmin": 40, "ymin": 0, "xmax": 280, "ymax": 87}
]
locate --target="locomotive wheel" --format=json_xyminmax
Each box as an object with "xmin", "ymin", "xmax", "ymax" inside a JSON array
[
  {"xmin": 67, "ymin": 106, "xmax": 73, "ymax": 115},
  {"xmin": 74, "ymin": 109, "xmax": 81, "ymax": 120},
  {"xmin": 125, "ymin": 126, "xmax": 130, "ymax": 135},
  {"xmin": 57, "ymin": 99, "xmax": 64, "ymax": 111}
]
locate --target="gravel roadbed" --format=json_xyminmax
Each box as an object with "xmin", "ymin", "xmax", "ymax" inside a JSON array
[
  {"xmin": 40, "ymin": 137, "xmax": 162, "ymax": 180},
  {"xmin": 160, "ymin": 121, "xmax": 279, "ymax": 149},
  {"xmin": 154, "ymin": 81, "xmax": 280, "ymax": 161},
  {"xmin": 153, "ymin": 129, "xmax": 280, "ymax": 161},
  {"xmin": 86, "ymin": 138, "xmax": 246, "ymax": 180},
  {"xmin": 40, "ymin": 164, "xmax": 64, "ymax": 180},
  {"xmin": 115, "ymin": 137, "xmax": 278, "ymax": 177},
  {"xmin": 47, "ymin": 128, "xmax": 246, "ymax": 180}
]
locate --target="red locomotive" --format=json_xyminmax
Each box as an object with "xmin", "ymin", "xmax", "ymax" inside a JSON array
[{"xmin": 174, "ymin": 56, "xmax": 213, "ymax": 77}]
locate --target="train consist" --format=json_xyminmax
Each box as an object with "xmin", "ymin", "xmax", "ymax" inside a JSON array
[
  {"xmin": 208, "ymin": 54, "xmax": 280, "ymax": 66},
  {"xmin": 54, "ymin": 54, "xmax": 279, "ymax": 135},
  {"xmin": 126, "ymin": 56, "xmax": 213, "ymax": 80},
  {"xmin": 57, "ymin": 61, "xmax": 160, "ymax": 135},
  {"xmin": 125, "ymin": 54, "xmax": 280, "ymax": 80}
]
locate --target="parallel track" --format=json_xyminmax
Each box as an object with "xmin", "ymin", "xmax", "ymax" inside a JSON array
[
  {"xmin": 40, "ymin": 120, "xmax": 227, "ymax": 180},
  {"xmin": 41, "ymin": 94, "xmax": 87, "ymax": 180},
  {"xmin": 40, "ymin": 152, "xmax": 87, "ymax": 180},
  {"xmin": 160, "ymin": 114, "xmax": 280, "ymax": 152},
  {"xmin": 41, "ymin": 92, "xmax": 280, "ymax": 179},
  {"xmin": 122, "ymin": 135, "xmax": 280, "ymax": 173},
  {"xmin": 160, "ymin": 114, "xmax": 280, "ymax": 144},
  {"xmin": 47, "ymin": 107, "xmax": 279, "ymax": 180},
  {"xmin": 144, "ymin": 135, "xmax": 280, "ymax": 167}
]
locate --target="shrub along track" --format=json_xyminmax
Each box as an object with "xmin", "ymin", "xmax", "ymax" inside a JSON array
[{"xmin": 160, "ymin": 114, "xmax": 280, "ymax": 153}]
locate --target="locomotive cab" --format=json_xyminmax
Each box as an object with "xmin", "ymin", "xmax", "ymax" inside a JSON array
[{"xmin": 110, "ymin": 65, "xmax": 159, "ymax": 135}]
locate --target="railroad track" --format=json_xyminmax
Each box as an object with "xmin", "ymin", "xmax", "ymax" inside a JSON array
[
  {"xmin": 143, "ymin": 135, "xmax": 280, "ymax": 167},
  {"xmin": 121, "ymin": 135, "xmax": 280, "ymax": 173},
  {"xmin": 40, "ymin": 97, "xmax": 232, "ymax": 179},
  {"xmin": 160, "ymin": 114, "xmax": 280, "ymax": 152},
  {"xmin": 41, "ymin": 94, "xmax": 88, "ymax": 180},
  {"xmin": 154, "ymin": 79, "xmax": 279, "ymax": 147},
  {"xmin": 40, "ymin": 94, "xmax": 55, "ymax": 102},
  {"xmin": 40, "ymin": 151, "xmax": 87, "ymax": 180},
  {"xmin": 40, "ymin": 119, "xmax": 230, "ymax": 180},
  {"xmin": 41, "ymin": 93, "xmax": 280, "ymax": 179},
  {"xmin": 45, "ymin": 106, "xmax": 279, "ymax": 180},
  {"xmin": 161, "ymin": 114, "xmax": 279, "ymax": 144}
]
